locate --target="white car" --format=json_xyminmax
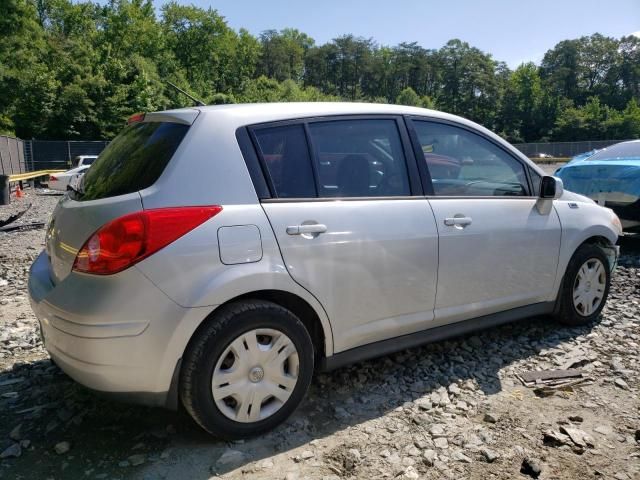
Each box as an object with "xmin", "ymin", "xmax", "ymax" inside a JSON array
[
  {"xmin": 68, "ymin": 168, "xmax": 89, "ymax": 193},
  {"xmin": 48, "ymin": 165, "xmax": 91, "ymax": 192},
  {"xmin": 29, "ymin": 103, "xmax": 622, "ymax": 439},
  {"xmin": 72, "ymin": 155, "xmax": 98, "ymax": 168}
]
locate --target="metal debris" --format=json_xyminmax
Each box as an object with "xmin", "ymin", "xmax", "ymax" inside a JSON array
[
  {"xmin": 0, "ymin": 203, "xmax": 31, "ymax": 228},
  {"xmin": 0, "ymin": 221, "xmax": 45, "ymax": 232},
  {"xmin": 517, "ymin": 368, "xmax": 585, "ymax": 386}
]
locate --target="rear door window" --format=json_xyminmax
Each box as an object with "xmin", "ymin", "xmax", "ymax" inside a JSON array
[
  {"xmin": 78, "ymin": 122, "xmax": 189, "ymax": 201},
  {"xmin": 308, "ymin": 119, "xmax": 411, "ymax": 197}
]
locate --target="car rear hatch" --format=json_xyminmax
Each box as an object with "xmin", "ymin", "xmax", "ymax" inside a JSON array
[{"xmin": 45, "ymin": 109, "xmax": 199, "ymax": 284}]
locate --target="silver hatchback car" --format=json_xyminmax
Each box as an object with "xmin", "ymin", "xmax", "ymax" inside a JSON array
[{"xmin": 29, "ymin": 103, "xmax": 621, "ymax": 438}]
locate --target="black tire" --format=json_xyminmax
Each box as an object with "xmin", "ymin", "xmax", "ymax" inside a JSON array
[
  {"xmin": 180, "ymin": 300, "xmax": 314, "ymax": 439},
  {"xmin": 555, "ymin": 244, "xmax": 611, "ymax": 326}
]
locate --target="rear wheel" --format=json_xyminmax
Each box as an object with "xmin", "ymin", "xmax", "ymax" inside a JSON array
[
  {"xmin": 555, "ymin": 244, "xmax": 611, "ymax": 326},
  {"xmin": 180, "ymin": 300, "xmax": 314, "ymax": 439}
]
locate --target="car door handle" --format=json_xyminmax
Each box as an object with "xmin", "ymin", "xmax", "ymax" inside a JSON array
[
  {"xmin": 286, "ymin": 224, "xmax": 327, "ymax": 235},
  {"xmin": 444, "ymin": 216, "xmax": 472, "ymax": 227}
]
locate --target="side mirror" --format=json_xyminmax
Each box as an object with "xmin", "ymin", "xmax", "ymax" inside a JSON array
[{"xmin": 540, "ymin": 176, "xmax": 563, "ymax": 200}]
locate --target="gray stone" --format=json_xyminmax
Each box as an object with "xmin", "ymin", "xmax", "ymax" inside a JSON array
[
  {"xmin": 217, "ymin": 448, "xmax": 245, "ymax": 466},
  {"xmin": 9, "ymin": 424, "xmax": 22, "ymax": 441},
  {"xmin": 423, "ymin": 449, "xmax": 437, "ymax": 466},
  {"xmin": 614, "ymin": 378, "xmax": 629, "ymax": 390},
  {"xmin": 481, "ymin": 448, "xmax": 499, "ymax": 463},
  {"xmin": 415, "ymin": 397, "xmax": 432, "ymax": 411},
  {"xmin": 402, "ymin": 466, "xmax": 420, "ymax": 479},
  {"xmin": 483, "ymin": 412, "xmax": 500, "ymax": 424},
  {"xmin": 347, "ymin": 448, "xmax": 361, "ymax": 461},
  {"xmin": 128, "ymin": 454, "xmax": 145, "ymax": 466},
  {"xmin": 448, "ymin": 384, "xmax": 461, "ymax": 396},
  {"xmin": 401, "ymin": 456, "xmax": 416, "ymax": 466},
  {"xmin": 594, "ymin": 425, "xmax": 613, "ymax": 436},
  {"xmin": 560, "ymin": 426, "xmax": 594, "ymax": 448},
  {"xmin": 521, "ymin": 457, "xmax": 543, "ymax": 477},
  {"xmin": 54, "ymin": 441, "xmax": 70, "ymax": 455},
  {"xmin": 452, "ymin": 451, "xmax": 472, "ymax": 463},
  {"xmin": 434, "ymin": 437, "xmax": 449, "ymax": 449},
  {"xmin": 0, "ymin": 443, "xmax": 21, "ymax": 459}
]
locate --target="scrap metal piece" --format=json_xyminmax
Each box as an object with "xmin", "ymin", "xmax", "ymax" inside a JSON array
[
  {"xmin": 0, "ymin": 221, "xmax": 45, "ymax": 232},
  {"xmin": 0, "ymin": 203, "xmax": 31, "ymax": 228},
  {"xmin": 517, "ymin": 369, "xmax": 584, "ymax": 387}
]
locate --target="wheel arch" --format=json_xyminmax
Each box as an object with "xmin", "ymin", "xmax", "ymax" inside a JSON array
[
  {"xmin": 223, "ymin": 289, "xmax": 328, "ymax": 360},
  {"xmin": 165, "ymin": 288, "xmax": 332, "ymax": 410},
  {"xmin": 575, "ymin": 234, "xmax": 618, "ymax": 271},
  {"xmin": 551, "ymin": 232, "xmax": 618, "ymax": 311},
  {"xmin": 183, "ymin": 289, "xmax": 331, "ymax": 363}
]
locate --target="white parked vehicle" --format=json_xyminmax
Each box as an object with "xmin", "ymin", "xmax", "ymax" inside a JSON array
[
  {"xmin": 48, "ymin": 165, "xmax": 91, "ymax": 192},
  {"xmin": 72, "ymin": 155, "xmax": 98, "ymax": 168},
  {"xmin": 29, "ymin": 103, "xmax": 622, "ymax": 439},
  {"xmin": 67, "ymin": 169, "xmax": 88, "ymax": 193}
]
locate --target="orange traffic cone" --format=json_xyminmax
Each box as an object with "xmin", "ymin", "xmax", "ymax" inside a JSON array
[{"xmin": 15, "ymin": 185, "xmax": 24, "ymax": 198}]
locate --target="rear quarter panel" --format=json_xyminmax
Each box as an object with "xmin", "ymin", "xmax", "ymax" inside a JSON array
[{"xmin": 134, "ymin": 204, "xmax": 335, "ymax": 357}]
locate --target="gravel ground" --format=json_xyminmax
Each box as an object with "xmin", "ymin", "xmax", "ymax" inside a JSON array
[{"xmin": 0, "ymin": 190, "xmax": 639, "ymax": 480}]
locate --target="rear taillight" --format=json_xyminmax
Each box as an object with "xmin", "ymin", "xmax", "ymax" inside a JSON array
[
  {"xmin": 72, "ymin": 206, "xmax": 222, "ymax": 275},
  {"xmin": 49, "ymin": 175, "xmax": 58, "ymax": 181}
]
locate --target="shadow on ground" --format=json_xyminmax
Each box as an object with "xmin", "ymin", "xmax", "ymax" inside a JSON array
[{"xmin": 0, "ymin": 316, "xmax": 593, "ymax": 480}]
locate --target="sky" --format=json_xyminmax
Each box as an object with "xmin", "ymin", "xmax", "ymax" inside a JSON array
[{"xmin": 158, "ymin": 0, "xmax": 640, "ymax": 68}]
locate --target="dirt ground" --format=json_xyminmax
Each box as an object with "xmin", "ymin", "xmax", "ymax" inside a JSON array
[{"xmin": 0, "ymin": 191, "xmax": 638, "ymax": 480}]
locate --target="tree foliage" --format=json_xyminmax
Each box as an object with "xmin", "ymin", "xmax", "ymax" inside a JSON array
[{"xmin": 0, "ymin": 0, "xmax": 638, "ymax": 142}]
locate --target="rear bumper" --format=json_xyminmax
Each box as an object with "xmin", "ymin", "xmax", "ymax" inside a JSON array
[{"xmin": 28, "ymin": 250, "xmax": 212, "ymax": 408}]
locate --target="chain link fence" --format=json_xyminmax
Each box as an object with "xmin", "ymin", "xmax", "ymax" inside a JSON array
[
  {"xmin": 7, "ymin": 137, "xmax": 640, "ymax": 173},
  {"xmin": 0, "ymin": 136, "xmax": 26, "ymax": 175},
  {"xmin": 513, "ymin": 139, "xmax": 635, "ymax": 158},
  {"xmin": 24, "ymin": 140, "xmax": 110, "ymax": 171}
]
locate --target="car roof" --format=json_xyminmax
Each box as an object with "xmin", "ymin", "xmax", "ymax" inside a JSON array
[
  {"xmin": 153, "ymin": 102, "xmax": 487, "ymax": 129},
  {"xmin": 587, "ymin": 140, "xmax": 640, "ymax": 161},
  {"xmin": 146, "ymin": 102, "xmax": 544, "ymax": 175},
  {"xmin": 198, "ymin": 102, "xmax": 461, "ymax": 125}
]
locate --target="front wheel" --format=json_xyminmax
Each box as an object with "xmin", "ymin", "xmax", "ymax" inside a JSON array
[
  {"xmin": 555, "ymin": 244, "xmax": 611, "ymax": 326},
  {"xmin": 180, "ymin": 300, "xmax": 314, "ymax": 439}
]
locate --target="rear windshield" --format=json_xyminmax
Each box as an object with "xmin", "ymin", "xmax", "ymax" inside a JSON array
[
  {"xmin": 78, "ymin": 122, "xmax": 189, "ymax": 201},
  {"xmin": 588, "ymin": 142, "xmax": 640, "ymax": 161}
]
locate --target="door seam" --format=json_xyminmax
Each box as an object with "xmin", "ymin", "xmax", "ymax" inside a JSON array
[
  {"xmin": 258, "ymin": 202, "xmax": 335, "ymax": 351},
  {"xmin": 425, "ymin": 197, "xmax": 440, "ymax": 322}
]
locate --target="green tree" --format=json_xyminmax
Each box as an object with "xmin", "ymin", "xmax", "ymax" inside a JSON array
[
  {"xmin": 436, "ymin": 39, "xmax": 499, "ymax": 127},
  {"xmin": 258, "ymin": 28, "xmax": 313, "ymax": 82},
  {"xmin": 395, "ymin": 87, "xmax": 434, "ymax": 109},
  {"xmin": 606, "ymin": 98, "xmax": 640, "ymax": 139},
  {"xmin": 0, "ymin": 1, "xmax": 638, "ymax": 143}
]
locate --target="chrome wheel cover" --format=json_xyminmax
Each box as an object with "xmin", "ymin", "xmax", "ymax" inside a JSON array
[
  {"xmin": 573, "ymin": 258, "xmax": 606, "ymax": 317},
  {"xmin": 212, "ymin": 328, "xmax": 299, "ymax": 423}
]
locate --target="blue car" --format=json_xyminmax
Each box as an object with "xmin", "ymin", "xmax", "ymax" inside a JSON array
[{"xmin": 556, "ymin": 140, "xmax": 640, "ymax": 232}]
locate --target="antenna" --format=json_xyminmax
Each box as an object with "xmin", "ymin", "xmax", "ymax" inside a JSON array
[{"xmin": 167, "ymin": 81, "xmax": 206, "ymax": 107}]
